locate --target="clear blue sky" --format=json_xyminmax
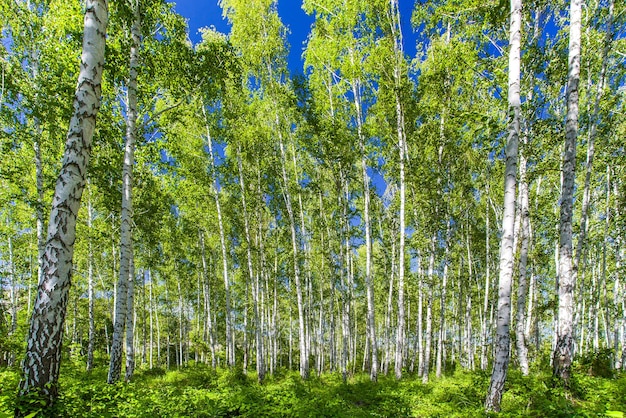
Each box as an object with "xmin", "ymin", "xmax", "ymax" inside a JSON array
[{"xmin": 171, "ymin": 0, "xmax": 417, "ymax": 74}]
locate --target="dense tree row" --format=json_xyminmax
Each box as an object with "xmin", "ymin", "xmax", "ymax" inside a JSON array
[{"xmin": 1, "ymin": 0, "xmax": 625, "ymax": 414}]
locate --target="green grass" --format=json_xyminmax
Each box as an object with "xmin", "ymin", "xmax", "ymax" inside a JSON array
[{"xmin": 1, "ymin": 363, "xmax": 625, "ymax": 417}]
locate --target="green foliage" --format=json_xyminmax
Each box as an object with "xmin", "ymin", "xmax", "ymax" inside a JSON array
[
  {"xmin": 2, "ymin": 365, "xmax": 625, "ymax": 417},
  {"xmin": 575, "ymin": 349, "xmax": 616, "ymax": 379}
]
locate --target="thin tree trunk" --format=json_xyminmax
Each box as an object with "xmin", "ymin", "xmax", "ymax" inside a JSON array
[
  {"xmin": 481, "ymin": 182, "xmax": 491, "ymax": 371},
  {"xmin": 279, "ymin": 138, "xmax": 308, "ymax": 379},
  {"xmin": 141, "ymin": 270, "xmax": 147, "ymax": 365},
  {"xmin": 125, "ymin": 256, "xmax": 135, "ymax": 381},
  {"xmin": 108, "ymin": 2, "xmax": 140, "ymax": 384},
  {"xmin": 237, "ymin": 148, "xmax": 261, "ymax": 379},
  {"xmin": 149, "ymin": 270, "xmax": 154, "ymax": 369},
  {"xmin": 203, "ymin": 112, "xmax": 234, "ymax": 367},
  {"xmin": 17, "ymin": 0, "xmax": 108, "ymax": 407},
  {"xmin": 460, "ymin": 230, "xmax": 474, "ymax": 370},
  {"xmin": 417, "ymin": 250, "xmax": 424, "ymax": 376},
  {"xmin": 34, "ymin": 137, "xmax": 45, "ymax": 288},
  {"xmin": 199, "ymin": 231, "xmax": 216, "ymax": 368},
  {"xmin": 7, "ymin": 235, "xmax": 17, "ymax": 367},
  {"xmin": 389, "ymin": 0, "xmax": 404, "ymax": 383},
  {"xmin": 554, "ymin": 0, "xmax": 582, "ymax": 386},
  {"xmin": 422, "ymin": 237, "xmax": 435, "ymax": 383},
  {"xmin": 436, "ymin": 223, "xmax": 451, "ymax": 378},
  {"xmin": 516, "ymin": 140, "xmax": 530, "ymax": 376},
  {"xmin": 86, "ymin": 184, "xmax": 95, "ymax": 372},
  {"xmin": 178, "ymin": 275, "xmax": 184, "ymax": 367},
  {"xmin": 485, "ymin": 0, "xmax": 520, "ymax": 410},
  {"xmin": 340, "ymin": 173, "xmax": 350, "ymax": 383},
  {"xmin": 384, "ymin": 238, "xmax": 395, "ymax": 375}
]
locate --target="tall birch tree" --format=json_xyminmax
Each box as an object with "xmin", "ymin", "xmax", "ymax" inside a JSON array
[
  {"xmin": 109, "ymin": 0, "xmax": 141, "ymax": 384},
  {"xmin": 553, "ymin": 0, "xmax": 582, "ymax": 386},
  {"xmin": 485, "ymin": 0, "xmax": 521, "ymax": 411},
  {"xmin": 17, "ymin": 0, "xmax": 108, "ymax": 410}
]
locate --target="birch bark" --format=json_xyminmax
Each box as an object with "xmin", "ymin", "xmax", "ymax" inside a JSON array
[
  {"xmin": 554, "ymin": 0, "xmax": 582, "ymax": 386},
  {"xmin": 485, "ymin": 0, "xmax": 520, "ymax": 410},
  {"xmin": 204, "ymin": 114, "xmax": 234, "ymax": 367},
  {"xmin": 18, "ymin": 0, "xmax": 108, "ymax": 407},
  {"xmin": 108, "ymin": 2, "xmax": 140, "ymax": 383},
  {"xmin": 279, "ymin": 138, "xmax": 308, "ymax": 379},
  {"xmin": 516, "ymin": 143, "xmax": 530, "ymax": 375}
]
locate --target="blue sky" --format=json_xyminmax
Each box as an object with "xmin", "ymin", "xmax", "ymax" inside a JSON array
[{"xmin": 171, "ymin": 0, "xmax": 417, "ymax": 74}]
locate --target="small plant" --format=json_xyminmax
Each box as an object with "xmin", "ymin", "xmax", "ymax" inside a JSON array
[{"xmin": 576, "ymin": 349, "xmax": 615, "ymax": 378}]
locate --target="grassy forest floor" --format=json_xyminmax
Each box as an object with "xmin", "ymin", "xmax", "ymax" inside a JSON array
[{"xmin": 1, "ymin": 358, "xmax": 625, "ymax": 417}]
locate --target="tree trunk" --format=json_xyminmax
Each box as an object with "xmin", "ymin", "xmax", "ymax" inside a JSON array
[
  {"xmin": 7, "ymin": 235, "xmax": 16, "ymax": 367},
  {"xmin": 108, "ymin": 3, "xmax": 140, "ymax": 384},
  {"xmin": 436, "ymin": 223, "xmax": 451, "ymax": 378},
  {"xmin": 553, "ymin": 0, "xmax": 581, "ymax": 386},
  {"xmin": 384, "ymin": 237, "xmax": 395, "ymax": 375},
  {"xmin": 417, "ymin": 249, "xmax": 424, "ymax": 376},
  {"xmin": 516, "ymin": 141, "xmax": 530, "ymax": 376},
  {"xmin": 125, "ymin": 256, "xmax": 136, "ymax": 381},
  {"xmin": 178, "ymin": 275, "xmax": 184, "ymax": 367},
  {"xmin": 388, "ymin": 0, "xmax": 405, "ymax": 383},
  {"xmin": 460, "ymin": 229, "xmax": 474, "ymax": 370},
  {"xmin": 279, "ymin": 138, "xmax": 308, "ymax": 379},
  {"xmin": 149, "ymin": 270, "xmax": 154, "ymax": 369},
  {"xmin": 34, "ymin": 137, "xmax": 45, "ymax": 288},
  {"xmin": 86, "ymin": 185, "xmax": 95, "ymax": 372},
  {"xmin": 199, "ymin": 231, "xmax": 216, "ymax": 368},
  {"xmin": 422, "ymin": 237, "xmax": 435, "ymax": 383},
  {"xmin": 480, "ymin": 182, "xmax": 491, "ymax": 371},
  {"xmin": 17, "ymin": 0, "xmax": 108, "ymax": 408},
  {"xmin": 237, "ymin": 148, "xmax": 258, "ymax": 377},
  {"xmin": 485, "ymin": 0, "xmax": 520, "ymax": 411},
  {"xmin": 203, "ymin": 113, "xmax": 234, "ymax": 367}
]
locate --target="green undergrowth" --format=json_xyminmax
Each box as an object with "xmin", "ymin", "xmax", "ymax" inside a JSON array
[{"xmin": 1, "ymin": 364, "xmax": 625, "ymax": 417}]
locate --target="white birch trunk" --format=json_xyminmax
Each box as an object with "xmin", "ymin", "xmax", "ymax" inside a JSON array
[
  {"xmin": 384, "ymin": 237, "xmax": 395, "ymax": 375},
  {"xmin": 125, "ymin": 255, "xmax": 135, "ymax": 381},
  {"xmin": 422, "ymin": 238, "xmax": 435, "ymax": 383},
  {"xmin": 86, "ymin": 184, "xmax": 95, "ymax": 372},
  {"xmin": 436, "ymin": 223, "xmax": 451, "ymax": 378},
  {"xmin": 199, "ymin": 231, "xmax": 216, "ymax": 367},
  {"xmin": 279, "ymin": 138, "xmax": 308, "ymax": 379},
  {"xmin": 554, "ymin": 0, "xmax": 582, "ymax": 385},
  {"xmin": 485, "ymin": 0, "xmax": 520, "ymax": 410},
  {"xmin": 108, "ymin": 3, "xmax": 140, "ymax": 383},
  {"xmin": 18, "ymin": 0, "xmax": 108, "ymax": 406},
  {"xmin": 516, "ymin": 142, "xmax": 530, "ymax": 375},
  {"xmin": 481, "ymin": 183, "xmax": 491, "ymax": 371},
  {"xmin": 388, "ymin": 0, "xmax": 405, "ymax": 383},
  {"xmin": 203, "ymin": 115, "xmax": 234, "ymax": 367},
  {"xmin": 237, "ymin": 148, "xmax": 264, "ymax": 381},
  {"xmin": 149, "ymin": 270, "xmax": 154, "ymax": 368}
]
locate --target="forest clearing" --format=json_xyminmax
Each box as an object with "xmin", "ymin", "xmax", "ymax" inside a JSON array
[{"xmin": 1, "ymin": 0, "xmax": 625, "ymax": 416}]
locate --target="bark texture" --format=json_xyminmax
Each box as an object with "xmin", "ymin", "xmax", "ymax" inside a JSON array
[
  {"xmin": 485, "ymin": 0, "xmax": 520, "ymax": 411},
  {"xmin": 17, "ymin": 0, "xmax": 108, "ymax": 408},
  {"xmin": 108, "ymin": 3, "xmax": 140, "ymax": 384},
  {"xmin": 553, "ymin": 0, "xmax": 582, "ymax": 386}
]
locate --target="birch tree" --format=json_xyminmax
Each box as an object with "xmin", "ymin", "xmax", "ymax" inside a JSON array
[
  {"xmin": 17, "ymin": 0, "xmax": 108, "ymax": 410},
  {"xmin": 553, "ymin": 0, "xmax": 582, "ymax": 386},
  {"xmin": 485, "ymin": 0, "xmax": 521, "ymax": 411},
  {"xmin": 109, "ymin": 0, "xmax": 141, "ymax": 384}
]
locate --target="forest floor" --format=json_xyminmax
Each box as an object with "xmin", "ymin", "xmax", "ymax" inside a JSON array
[{"xmin": 1, "ymin": 358, "xmax": 625, "ymax": 417}]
